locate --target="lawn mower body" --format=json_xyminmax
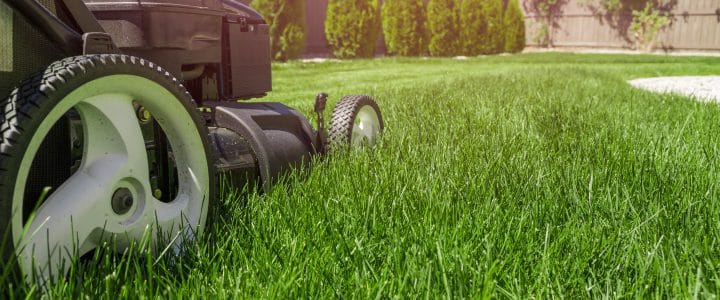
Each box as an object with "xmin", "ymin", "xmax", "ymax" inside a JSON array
[
  {"xmin": 2, "ymin": 0, "xmax": 317, "ymax": 190},
  {"xmin": 1, "ymin": 0, "xmax": 383, "ymax": 284}
]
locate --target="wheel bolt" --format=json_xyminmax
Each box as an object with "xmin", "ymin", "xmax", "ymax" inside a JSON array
[
  {"xmin": 112, "ymin": 187, "xmax": 134, "ymax": 215},
  {"xmin": 137, "ymin": 106, "xmax": 152, "ymax": 124}
]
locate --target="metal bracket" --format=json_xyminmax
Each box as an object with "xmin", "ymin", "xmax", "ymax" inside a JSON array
[
  {"xmin": 314, "ymin": 92, "xmax": 328, "ymax": 153},
  {"xmin": 239, "ymin": 16, "xmax": 248, "ymax": 31},
  {"xmin": 82, "ymin": 32, "xmax": 118, "ymax": 54},
  {"xmin": 60, "ymin": 0, "xmax": 105, "ymax": 33}
]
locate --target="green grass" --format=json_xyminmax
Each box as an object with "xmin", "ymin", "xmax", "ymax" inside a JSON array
[{"xmin": 10, "ymin": 53, "xmax": 720, "ymax": 297}]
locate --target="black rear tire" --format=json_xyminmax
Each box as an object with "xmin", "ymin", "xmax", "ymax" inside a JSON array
[{"xmin": 0, "ymin": 55, "xmax": 216, "ymax": 284}]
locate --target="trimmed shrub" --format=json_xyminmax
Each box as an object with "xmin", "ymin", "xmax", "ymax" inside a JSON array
[
  {"xmin": 381, "ymin": 0, "xmax": 427, "ymax": 56},
  {"xmin": 459, "ymin": 0, "xmax": 485, "ymax": 55},
  {"xmin": 251, "ymin": 0, "xmax": 306, "ymax": 61},
  {"xmin": 426, "ymin": 0, "xmax": 461, "ymax": 56},
  {"xmin": 460, "ymin": 0, "xmax": 504, "ymax": 55},
  {"xmin": 325, "ymin": 0, "xmax": 380, "ymax": 58},
  {"xmin": 503, "ymin": 0, "xmax": 526, "ymax": 53},
  {"xmin": 485, "ymin": 0, "xmax": 504, "ymax": 53}
]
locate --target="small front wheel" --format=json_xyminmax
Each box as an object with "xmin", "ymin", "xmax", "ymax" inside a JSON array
[{"xmin": 328, "ymin": 95, "xmax": 384, "ymax": 150}]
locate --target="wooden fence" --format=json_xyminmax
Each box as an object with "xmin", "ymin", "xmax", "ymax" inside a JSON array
[
  {"xmin": 299, "ymin": 0, "xmax": 720, "ymax": 56},
  {"xmin": 522, "ymin": 0, "xmax": 720, "ymax": 51}
]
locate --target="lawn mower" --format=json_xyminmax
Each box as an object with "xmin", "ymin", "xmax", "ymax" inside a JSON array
[{"xmin": 0, "ymin": 0, "xmax": 384, "ymax": 284}]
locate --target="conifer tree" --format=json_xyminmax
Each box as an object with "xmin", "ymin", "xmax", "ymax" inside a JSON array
[
  {"xmin": 427, "ymin": 0, "xmax": 461, "ymax": 56},
  {"xmin": 503, "ymin": 0, "xmax": 526, "ymax": 53},
  {"xmin": 325, "ymin": 0, "xmax": 380, "ymax": 58},
  {"xmin": 381, "ymin": 0, "xmax": 427, "ymax": 56},
  {"xmin": 460, "ymin": 0, "xmax": 504, "ymax": 55}
]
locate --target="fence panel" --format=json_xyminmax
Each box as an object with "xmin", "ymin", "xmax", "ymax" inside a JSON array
[{"xmin": 522, "ymin": 0, "xmax": 720, "ymax": 51}]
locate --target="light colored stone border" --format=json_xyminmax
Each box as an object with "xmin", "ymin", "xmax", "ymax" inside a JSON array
[{"xmin": 628, "ymin": 76, "xmax": 720, "ymax": 103}]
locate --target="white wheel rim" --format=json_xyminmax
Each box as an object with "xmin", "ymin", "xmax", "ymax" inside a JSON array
[
  {"xmin": 351, "ymin": 106, "xmax": 381, "ymax": 147},
  {"xmin": 10, "ymin": 75, "xmax": 211, "ymax": 282}
]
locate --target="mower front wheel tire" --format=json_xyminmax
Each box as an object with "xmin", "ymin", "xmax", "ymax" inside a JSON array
[{"xmin": 328, "ymin": 95, "xmax": 384, "ymax": 151}]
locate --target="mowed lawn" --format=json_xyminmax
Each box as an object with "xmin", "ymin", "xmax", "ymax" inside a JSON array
[{"xmin": 33, "ymin": 53, "xmax": 720, "ymax": 297}]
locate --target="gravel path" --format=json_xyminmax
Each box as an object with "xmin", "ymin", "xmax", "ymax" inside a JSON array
[{"xmin": 628, "ymin": 76, "xmax": 720, "ymax": 102}]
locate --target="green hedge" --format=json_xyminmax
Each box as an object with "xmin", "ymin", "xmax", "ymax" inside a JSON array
[
  {"xmin": 503, "ymin": 0, "xmax": 526, "ymax": 53},
  {"xmin": 427, "ymin": 0, "xmax": 461, "ymax": 56},
  {"xmin": 381, "ymin": 0, "xmax": 427, "ymax": 56},
  {"xmin": 251, "ymin": 0, "xmax": 306, "ymax": 61},
  {"xmin": 459, "ymin": 0, "xmax": 484, "ymax": 55},
  {"xmin": 484, "ymin": 0, "xmax": 504, "ymax": 54},
  {"xmin": 460, "ymin": 0, "xmax": 504, "ymax": 55},
  {"xmin": 325, "ymin": 0, "xmax": 380, "ymax": 58}
]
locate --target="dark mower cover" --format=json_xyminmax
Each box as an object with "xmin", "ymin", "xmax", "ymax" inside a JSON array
[{"xmin": 0, "ymin": 0, "xmax": 383, "ymax": 285}]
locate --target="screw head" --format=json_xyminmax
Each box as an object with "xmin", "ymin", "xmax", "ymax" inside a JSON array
[
  {"xmin": 137, "ymin": 106, "xmax": 152, "ymax": 124},
  {"xmin": 112, "ymin": 188, "xmax": 134, "ymax": 215}
]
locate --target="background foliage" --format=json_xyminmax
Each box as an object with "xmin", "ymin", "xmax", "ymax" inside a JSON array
[
  {"xmin": 325, "ymin": 0, "xmax": 380, "ymax": 58},
  {"xmin": 381, "ymin": 0, "xmax": 428, "ymax": 56},
  {"xmin": 504, "ymin": 0, "xmax": 526, "ymax": 53},
  {"xmin": 459, "ymin": 0, "xmax": 487, "ymax": 55},
  {"xmin": 426, "ymin": 0, "xmax": 462, "ymax": 56},
  {"xmin": 629, "ymin": 2, "xmax": 669, "ymax": 52},
  {"xmin": 460, "ymin": 0, "xmax": 506, "ymax": 55},
  {"xmin": 254, "ymin": 0, "xmax": 528, "ymax": 60},
  {"xmin": 251, "ymin": 0, "xmax": 306, "ymax": 61},
  {"xmin": 483, "ymin": 0, "xmax": 506, "ymax": 54}
]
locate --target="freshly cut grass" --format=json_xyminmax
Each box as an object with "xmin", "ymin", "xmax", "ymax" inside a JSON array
[{"xmin": 8, "ymin": 53, "xmax": 720, "ymax": 297}]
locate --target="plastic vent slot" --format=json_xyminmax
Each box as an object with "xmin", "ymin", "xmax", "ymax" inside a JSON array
[
  {"xmin": 0, "ymin": 2, "xmax": 12, "ymax": 72},
  {"xmin": 38, "ymin": 0, "xmax": 57, "ymax": 14},
  {"xmin": 0, "ymin": 0, "xmax": 65, "ymax": 99}
]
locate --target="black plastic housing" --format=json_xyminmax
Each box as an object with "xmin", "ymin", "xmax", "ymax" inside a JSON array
[
  {"xmin": 206, "ymin": 101, "xmax": 319, "ymax": 191},
  {"xmin": 84, "ymin": 0, "xmax": 272, "ymax": 100},
  {"xmin": 85, "ymin": 0, "xmax": 224, "ymax": 77},
  {"xmin": 223, "ymin": 15, "xmax": 271, "ymax": 99}
]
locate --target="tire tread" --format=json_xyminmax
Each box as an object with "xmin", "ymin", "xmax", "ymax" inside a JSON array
[
  {"xmin": 0, "ymin": 54, "xmax": 213, "ymax": 282},
  {"xmin": 328, "ymin": 95, "xmax": 383, "ymax": 151}
]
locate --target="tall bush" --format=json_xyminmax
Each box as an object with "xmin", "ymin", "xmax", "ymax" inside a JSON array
[
  {"xmin": 484, "ymin": 0, "xmax": 504, "ymax": 54},
  {"xmin": 503, "ymin": 0, "xmax": 526, "ymax": 53},
  {"xmin": 426, "ymin": 0, "xmax": 461, "ymax": 56},
  {"xmin": 325, "ymin": 0, "xmax": 380, "ymax": 58},
  {"xmin": 251, "ymin": 0, "xmax": 306, "ymax": 61},
  {"xmin": 460, "ymin": 0, "xmax": 504, "ymax": 55},
  {"xmin": 381, "ymin": 0, "xmax": 427, "ymax": 56},
  {"xmin": 459, "ymin": 0, "xmax": 484, "ymax": 55}
]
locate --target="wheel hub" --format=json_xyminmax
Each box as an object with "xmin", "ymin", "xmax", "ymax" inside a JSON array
[{"xmin": 111, "ymin": 187, "xmax": 134, "ymax": 215}]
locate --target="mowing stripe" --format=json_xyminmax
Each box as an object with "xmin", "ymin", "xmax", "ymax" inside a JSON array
[{"xmin": 0, "ymin": 2, "xmax": 12, "ymax": 72}]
